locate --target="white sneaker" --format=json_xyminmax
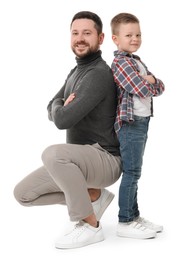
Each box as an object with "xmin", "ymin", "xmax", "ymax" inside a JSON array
[
  {"xmin": 55, "ymin": 221, "xmax": 104, "ymax": 249},
  {"xmin": 117, "ymin": 221, "xmax": 157, "ymax": 239},
  {"xmin": 92, "ymin": 189, "xmax": 114, "ymax": 220},
  {"xmin": 135, "ymin": 217, "xmax": 163, "ymax": 232}
]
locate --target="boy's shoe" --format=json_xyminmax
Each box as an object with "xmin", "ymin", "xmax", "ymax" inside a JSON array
[
  {"xmin": 135, "ymin": 217, "xmax": 163, "ymax": 233},
  {"xmin": 92, "ymin": 189, "xmax": 114, "ymax": 220},
  {"xmin": 117, "ymin": 221, "xmax": 157, "ymax": 239},
  {"xmin": 55, "ymin": 221, "xmax": 104, "ymax": 249}
]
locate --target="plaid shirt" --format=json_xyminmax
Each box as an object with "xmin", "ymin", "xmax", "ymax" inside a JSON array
[{"xmin": 111, "ymin": 50, "xmax": 165, "ymax": 133}]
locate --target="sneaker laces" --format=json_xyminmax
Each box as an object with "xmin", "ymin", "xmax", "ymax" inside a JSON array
[
  {"xmin": 65, "ymin": 221, "xmax": 86, "ymax": 237},
  {"xmin": 74, "ymin": 221, "xmax": 86, "ymax": 230}
]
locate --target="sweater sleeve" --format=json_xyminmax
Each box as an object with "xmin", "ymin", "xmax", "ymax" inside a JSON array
[
  {"xmin": 47, "ymin": 85, "xmax": 65, "ymax": 121},
  {"xmin": 47, "ymin": 67, "xmax": 76, "ymax": 121},
  {"xmin": 50, "ymin": 68, "xmax": 111, "ymax": 129}
]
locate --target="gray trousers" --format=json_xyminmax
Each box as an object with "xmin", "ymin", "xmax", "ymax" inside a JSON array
[{"xmin": 14, "ymin": 143, "xmax": 122, "ymax": 221}]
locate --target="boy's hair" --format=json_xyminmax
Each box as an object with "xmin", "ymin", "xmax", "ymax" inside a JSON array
[
  {"xmin": 71, "ymin": 11, "xmax": 103, "ymax": 35},
  {"xmin": 111, "ymin": 12, "xmax": 139, "ymax": 35}
]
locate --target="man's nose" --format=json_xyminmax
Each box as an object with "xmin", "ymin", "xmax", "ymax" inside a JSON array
[{"xmin": 76, "ymin": 33, "xmax": 85, "ymax": 41}]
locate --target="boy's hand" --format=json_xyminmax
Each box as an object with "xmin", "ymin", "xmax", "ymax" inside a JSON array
[{"xmin": 142, "ymin": 75, "xmax": 155, "ymax": 84}]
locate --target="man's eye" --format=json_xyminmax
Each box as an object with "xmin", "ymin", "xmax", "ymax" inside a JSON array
[{"xmin": 84, "ymin": 32, "xmax": 91, "ymax": 35}]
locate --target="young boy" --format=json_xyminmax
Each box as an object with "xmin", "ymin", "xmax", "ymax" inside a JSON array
[{"xmin": 110, "ymin": 12, "xmax": 165, "ymax": 239}]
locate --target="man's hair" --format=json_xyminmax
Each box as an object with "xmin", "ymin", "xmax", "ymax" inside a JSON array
[
  {"xmin": 111, "ymin": 12, "xmax": 139, "ymax": 35},
  {"xmin": 71, "ymin": 11, "xmax": 103, "ymax": 35}
]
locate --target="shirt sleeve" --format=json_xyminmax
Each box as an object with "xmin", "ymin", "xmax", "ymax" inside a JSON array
[{"xmin": 112, "ymin": 57, "xmax": 165, "ymax": 98}]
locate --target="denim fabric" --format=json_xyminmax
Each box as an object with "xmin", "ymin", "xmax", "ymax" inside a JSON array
[{"xmin": 117, "ymin": 116, "xmax": 150, "ymax": 222}]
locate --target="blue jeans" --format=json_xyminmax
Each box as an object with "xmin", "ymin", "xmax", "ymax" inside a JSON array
[{"xmin": 117, "ymin": 116, "xmax": 150, "ymax": 222}]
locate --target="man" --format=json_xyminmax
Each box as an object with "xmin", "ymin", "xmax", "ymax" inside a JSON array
[{"xmin": 14, "ymin": 11, "xmax": 122, "ymax": 249}]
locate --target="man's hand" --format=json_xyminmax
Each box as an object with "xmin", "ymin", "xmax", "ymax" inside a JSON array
[{"xmin": 64, "ymin": 93, "xmax": 76, "ymax": 106}]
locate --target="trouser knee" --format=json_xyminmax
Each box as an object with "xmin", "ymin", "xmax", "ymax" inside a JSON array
[
  {"xmin": 41, "ymin": 144, "xmax": 76, "ymax": 168},
  {"xmin": 13, "ymin": 184, "xmax": 30, "ymax": 207}
]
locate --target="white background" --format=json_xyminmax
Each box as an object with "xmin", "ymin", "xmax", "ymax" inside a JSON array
[{"xmin": 0, "ymin": 0, "xmax": 177, "ymax": 259}]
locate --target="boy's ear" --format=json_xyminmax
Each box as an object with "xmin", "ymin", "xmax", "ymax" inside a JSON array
[{"xmin": 112, "ymin": 35, "xmax": 119, "ymax": 45}]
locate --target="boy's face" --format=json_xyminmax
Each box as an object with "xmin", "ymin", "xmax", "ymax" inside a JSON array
[
  {"xmin": 112, "ymin": 22, "xmax": 142, "ymax": 54},
  {"xmin": 71, "ymin": 18, "xmax": 104, "ymax": 58}
]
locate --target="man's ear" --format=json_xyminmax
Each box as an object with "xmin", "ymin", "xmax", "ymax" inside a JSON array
[{"xmin": 99, "ymin": 33, "xmax": 105, "ymax": 45}]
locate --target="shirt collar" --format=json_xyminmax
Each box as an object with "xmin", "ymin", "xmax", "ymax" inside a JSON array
[{"xmin": 114, "ymin": 50, "xmax": 140, "ymax": 60}]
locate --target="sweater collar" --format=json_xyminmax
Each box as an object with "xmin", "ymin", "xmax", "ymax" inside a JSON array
[{"xmin": 75, "ymin": 50, "xmax": 102, "ymax": 67}]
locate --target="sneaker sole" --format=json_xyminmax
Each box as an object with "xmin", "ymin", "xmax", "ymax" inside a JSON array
[
  {"xmin": 55, "ymin": 235, "xmax": 104, "ymax": 249},
  {"xmin": 117, "ymin": 231, "xmax": 157, "ymax": 239},
  {"xmin": 96, "ymin": 192, "xmax": 115, "ymax": 220}
]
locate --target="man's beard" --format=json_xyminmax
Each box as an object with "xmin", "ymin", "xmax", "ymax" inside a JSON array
[{"xmin": 72, "ymin": 42, "xmax": 99, "ymax": 58}]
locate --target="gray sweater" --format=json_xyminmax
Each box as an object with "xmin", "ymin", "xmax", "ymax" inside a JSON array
[{"xmin": 47, "ymin": 50, "xmax": 120, "ymax": 156}]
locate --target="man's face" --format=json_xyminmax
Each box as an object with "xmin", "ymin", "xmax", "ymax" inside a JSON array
[{"xmin": 70, "ymin": 18, "xmax": 104, "ymax": 58}]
